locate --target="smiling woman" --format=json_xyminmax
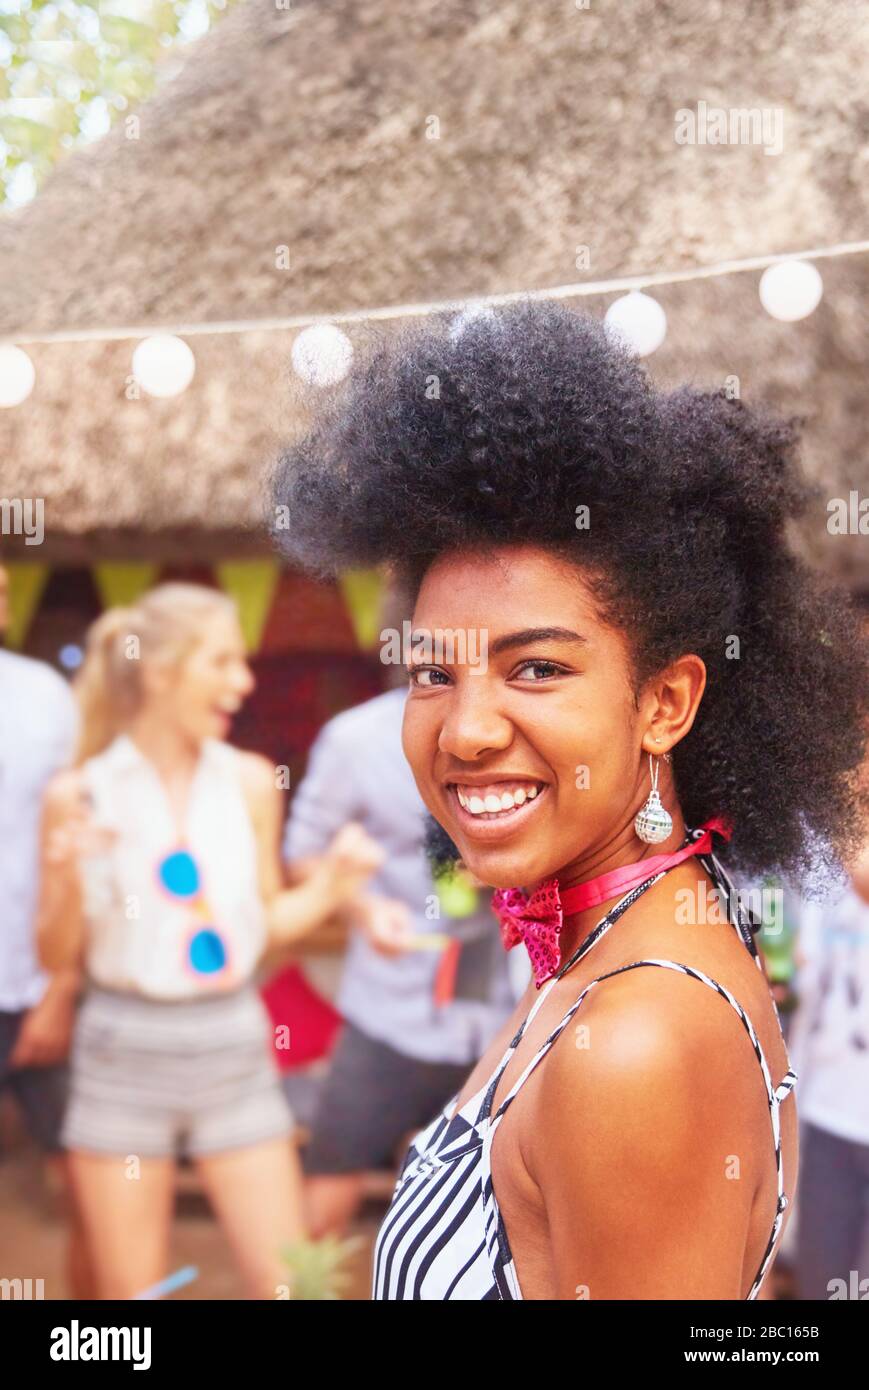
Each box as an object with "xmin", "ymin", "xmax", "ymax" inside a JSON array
[{"xmin": 272, "ymin": 302, "xmax": 869, "ymax": 1301}]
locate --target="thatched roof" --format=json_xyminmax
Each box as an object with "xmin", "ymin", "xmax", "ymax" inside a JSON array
[{"xmin": 1, "ymin": 0, "xmax": 867, "ymax": 578}]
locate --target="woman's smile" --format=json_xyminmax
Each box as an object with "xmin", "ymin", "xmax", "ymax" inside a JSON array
[{"xmin": 445, "ymin": 778, "xmax": 550, "ymax": 841}]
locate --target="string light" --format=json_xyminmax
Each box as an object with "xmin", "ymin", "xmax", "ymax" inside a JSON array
[
  {"xmin": 131, "ymin": 334, "xmax": 196, "ymax": 398},
  {"xmin": 0, "ymin": 239, "xmax": 866, "ymax": 406},
  {"xmin": 759, "ymin": 259, "xmax": 824, "ymax": 322},
  {"xmin": 604, "ymin": 290, "xmax": 668, "ymax": 357},
  {"xmin": 2, "ymin": 238, "xmax": 864, "ymax": 349},
  {"xmin": 0, "ymin": 344, "xmax": 36, "ymax": 407},
  {"xmin": 290, "ymin": 324, "xmax": 353, "ymax": 386}
]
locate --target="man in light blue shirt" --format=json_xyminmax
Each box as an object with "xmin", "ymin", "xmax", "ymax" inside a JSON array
[
  {"xmin": 284, "ymin": 684, "xmax": 520, "ymax": 1236},
  {"xmin": 0, "ymin": 562, "xmax": 92, "ymax": 1293},
  {"xmin": 0, "ymin": 564, "xmax": 79, "ymax": 1061},
  {"xmin": 787, "ymin": 593, "xmax": 869, "ymax": 1299}
]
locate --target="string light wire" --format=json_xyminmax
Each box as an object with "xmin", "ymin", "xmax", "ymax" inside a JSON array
[{"xmin": 3, "ymin": 238, "xmax": 869, "ymax": 347}]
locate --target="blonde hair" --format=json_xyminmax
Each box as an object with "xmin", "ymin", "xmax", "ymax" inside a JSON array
[{"xmin": 74, "ymin": 583, "xmax": 238, "ymax": 764}]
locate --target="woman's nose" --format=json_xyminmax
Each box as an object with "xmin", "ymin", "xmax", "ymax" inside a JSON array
[{"xmin": 437, "ymin": 686, "xmax": 512, "ymax": 761}]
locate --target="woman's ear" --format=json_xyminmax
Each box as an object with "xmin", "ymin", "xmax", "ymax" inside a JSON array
[{"xmin": 640, "ymin": 653, "xmax": 707, "ymax": 755}]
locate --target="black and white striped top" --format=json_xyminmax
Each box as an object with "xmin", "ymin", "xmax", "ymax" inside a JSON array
[{"xmin": 372, "ymin": 840, "xmax": 798, "ymax": 1300}]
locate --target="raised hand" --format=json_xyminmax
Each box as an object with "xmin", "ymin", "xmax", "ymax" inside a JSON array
[
  {"xmin": 355, "ymin": 895, "xmax": 416, "ymax": 957},
  {"xmin": 322, "ymin": 821, "xmax": 385, "ymax": 897},
  {"xmin": 43, "ymin": 798, "xmax": 117, "ymax": 868}
]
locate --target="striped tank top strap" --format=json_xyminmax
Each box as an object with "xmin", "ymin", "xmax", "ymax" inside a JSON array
[
  {"xmin": 482, "ymin": 862, "xmax": 691, "ymax": 1126},
  {"xmin": 477, "ymin": 861, "xmax": 678, "ymax": 1125},
  {"xmin": 476, "ymin": 973, "xmax": 562, "ymax": 1124},
  {"xmin": 697, "ymin": 847, "xmax": 763, "ymax": 962},
  {"xmin": 747, "ymin": 1054, "xmax": 799, "ymax": 1300},
  {"xmin": 487, "ymin": 960, "xmax": 656, "ymax": 1129}
]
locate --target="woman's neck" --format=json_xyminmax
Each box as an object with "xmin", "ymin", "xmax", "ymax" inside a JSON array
[
  {"xmin": 552, "ymin": 807, "xmax": 690, "ymax": 966},
  {"xmin": 125, "ymin": 711, "xmax": 202, "ymax": 784}
]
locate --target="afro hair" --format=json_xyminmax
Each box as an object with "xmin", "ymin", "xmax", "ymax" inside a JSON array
[{"xmin": 273, "ymin": 300, "xmax": 869, "ymax": 886}]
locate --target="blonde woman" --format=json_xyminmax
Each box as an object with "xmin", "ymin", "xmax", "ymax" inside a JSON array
[{"xmin": 37, "ymin": 583, "xmax": 382, "ymax": 1299}]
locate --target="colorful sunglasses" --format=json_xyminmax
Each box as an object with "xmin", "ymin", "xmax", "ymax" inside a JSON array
[{"xmin": 156, "ymin": 849, "xmax": 230, "ymax": 978}]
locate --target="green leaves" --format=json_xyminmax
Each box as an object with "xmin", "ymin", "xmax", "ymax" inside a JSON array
[
  {"xmin": 0, "ymin": 0, "xmax": 238, "ymax": 206},
  {"xmin": 280, "ymin": 1235, "xmax": 366, "ymax": 1301}
]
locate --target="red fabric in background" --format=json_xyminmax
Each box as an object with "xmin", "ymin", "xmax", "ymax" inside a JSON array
[
  {"xmin": 260, "ymin": 964, "xmax": 344, "ymax": 1070},
  {"xmin": 433, "ymin": 939, "xmax": 462, "ymax": 1008}
]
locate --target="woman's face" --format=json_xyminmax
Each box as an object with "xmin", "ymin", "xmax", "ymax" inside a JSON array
[
  {"xmin": 145, "ymin": 609, "xmax": 255, "ymax": 744},
  {"xmin": 402, "ymin": 545, "xmax": 662, "ymax": 889}
]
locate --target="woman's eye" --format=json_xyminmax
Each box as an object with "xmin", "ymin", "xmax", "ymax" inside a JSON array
[
  {"xmin": 409, "ymin": 666, "xmax": 450, "ymax": 688},
  {"xmin": 513, "ymin": 660, "xmax": 564, "ymax": 682}
]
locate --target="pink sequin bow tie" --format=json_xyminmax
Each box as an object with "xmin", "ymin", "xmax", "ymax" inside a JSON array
[{"xmin": 491, "ymin": 880, "xmax": 563, "ymax": 989}]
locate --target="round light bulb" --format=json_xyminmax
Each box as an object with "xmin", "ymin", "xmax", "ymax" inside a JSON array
[
  {"xmin": 0, "ymin": 345, "xmax": 36, "ymax": 407},
  {"xmin": 758, "ymin": 260, "xmax": 823, "ymax": 322},
  {"xmin": 604, "ymin": 291, "xmax": 667, "ymax": 357},
  {"xmin": 291, "ymin": 325, "xmax": 353, "ymax": 387},
  {"xmin": 132, "ymin": 335, "xmax": 196, "ymax": 398}
]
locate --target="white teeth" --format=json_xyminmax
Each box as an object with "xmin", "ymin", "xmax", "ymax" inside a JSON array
[{"xmin": 454, "ymin": 783, "xmax": 543, "ymax": 816}]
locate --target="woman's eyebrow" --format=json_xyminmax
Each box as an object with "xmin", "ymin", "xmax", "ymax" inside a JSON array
[{"xmin": 489, "ymin": 626, "xmax": 588, "ymax": 655}]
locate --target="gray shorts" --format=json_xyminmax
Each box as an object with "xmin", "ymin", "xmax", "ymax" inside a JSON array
[{"xmin": 62, "ymin": 984, "xmax": 295, "ymax": 1159}]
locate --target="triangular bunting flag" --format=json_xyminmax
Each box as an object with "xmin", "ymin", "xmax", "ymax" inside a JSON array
[
  {"xmin": 93, "ymin": 563, "xmax": 158, "ymax": 611},
  {"xmin": 215, "ymin": 560, "xmax": 280, "ymax": 652},
  {"xmin": 338, "ymin": 568, "xmax": 386, "ymax": 649},
  {"xmin": 3, "ymin": 563, "xmax": 49, "ymax": 650}
]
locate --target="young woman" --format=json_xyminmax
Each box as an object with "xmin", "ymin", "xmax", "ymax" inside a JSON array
[
  {"xmin": 37, "ymin": 583, "xmax": 382, "ymax": 1299},
  {"xmin": 272, "ymin": 302, "xmax": 868, "ymax": 1300}
]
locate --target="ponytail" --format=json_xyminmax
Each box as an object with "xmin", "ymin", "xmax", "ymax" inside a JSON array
[{"xmin": 73, "ymin": 607, "xmax": 141, "ymax": 763}]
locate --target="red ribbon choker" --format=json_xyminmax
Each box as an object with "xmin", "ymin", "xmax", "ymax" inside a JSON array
[{"xmin": 491, "ymin": 817, "xmax": 733, "ymax": 988}]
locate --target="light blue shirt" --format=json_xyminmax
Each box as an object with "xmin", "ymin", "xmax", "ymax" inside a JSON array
[
  {"xmin": 284, "ymin": 688, "xmax": 518, "ymax": 1064},
  {"xmin": 0, "ymin": 649, "xmax": 79, "ymax": 1011},
  {"xmin": 788, "ymin": 882, "xmax": 869, "ymax": 1146}
]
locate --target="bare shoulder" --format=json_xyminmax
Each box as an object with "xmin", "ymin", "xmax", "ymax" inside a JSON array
[
  {"xmin": 542, "ymin": 964, "xmax": 722, "ymax": 1101},
  {"xmin": 534, "ymin": 961, "xmax": 765, "ymax": 1171},
  {"xmin": 615, "ymin": 861, "xmax": 791, "ymax": 1065},
  {"xmin": 525, "ymin": 960, "xmax": 773, "ymax": 1299}
]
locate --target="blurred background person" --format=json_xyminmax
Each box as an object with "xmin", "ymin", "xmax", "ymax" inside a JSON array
[
  {"xmin": 0, "ymin": 562, "xmax": 93, "ymax": 1296},
  {"xmin": 285, "ymin": 665, "xmax": 520, "ymax": 1239},
  {"xmin": 789, "ymin": 591, "xmax": 869, "ymax": 1301},
  {"xmin": 37, "ymin": 583, "xmax": 382, "ymax": 1299}
]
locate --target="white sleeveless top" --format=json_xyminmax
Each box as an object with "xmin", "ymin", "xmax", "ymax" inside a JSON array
[{"xmin": 79, "ymin": 734, "xmax": 267, "ymax": 1001}]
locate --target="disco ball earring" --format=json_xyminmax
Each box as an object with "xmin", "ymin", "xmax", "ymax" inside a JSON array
[{"xmin": 634, "ymin": 751, "xmax": 673, "ymax": 844}]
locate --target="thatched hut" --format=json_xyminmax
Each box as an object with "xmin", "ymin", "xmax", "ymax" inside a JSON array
[{"xmin": 1, "ymin": 0, "xmax": 867, "ymax": 751}]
